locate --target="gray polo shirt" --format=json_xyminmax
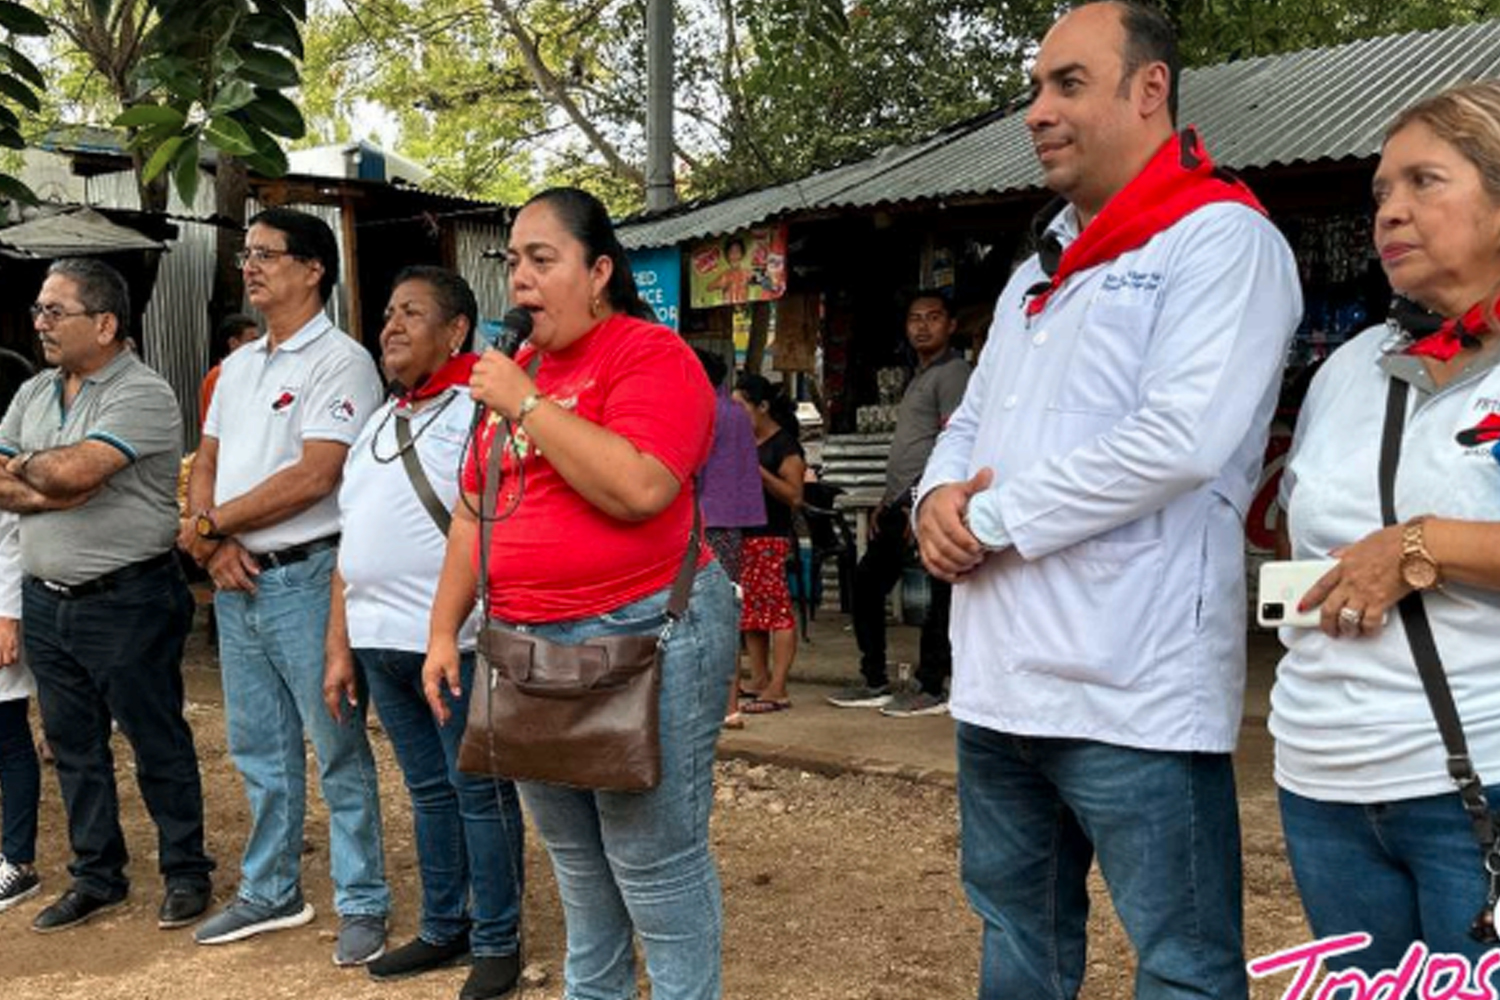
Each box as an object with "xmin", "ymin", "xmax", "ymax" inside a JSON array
[
  {"xmin": 883, "ymin": 349, "xmax": 971, "ymax": 506},
  {"xmin": 0, "ymin": 350, "xmax": 183, "ymax": 583}
]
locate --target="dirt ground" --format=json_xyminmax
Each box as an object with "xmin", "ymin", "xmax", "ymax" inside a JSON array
[{"xmin": 3, "ymin": 624, "xmax": 1312, "ymax": 1000}]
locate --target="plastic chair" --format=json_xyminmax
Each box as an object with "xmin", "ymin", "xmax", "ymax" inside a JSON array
[{"xmin": 787, "ymin": 481, "xmax": 857, "ymax": 641}]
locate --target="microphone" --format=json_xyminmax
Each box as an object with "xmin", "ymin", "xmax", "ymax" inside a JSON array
[{"xmin": 491, "ymin": 306, "xmax": 534, "ymax": 358}]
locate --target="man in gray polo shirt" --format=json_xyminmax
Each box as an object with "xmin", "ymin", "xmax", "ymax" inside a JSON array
[
  {"xmin": 829, "ymin": 291, "xmax": 971, "ymax": 716},
  {"xmin": 0, "ymin": 257, "xmax": 213, "ymax": 934},
  {"xmin": 180, "ymin": 207, "xmax": 388, "ymax": 965}
]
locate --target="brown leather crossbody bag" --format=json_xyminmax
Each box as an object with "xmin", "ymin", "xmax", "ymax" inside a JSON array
[{"xmin": 456, "ymin": 416, "xmax": 699, "ymax": 791}]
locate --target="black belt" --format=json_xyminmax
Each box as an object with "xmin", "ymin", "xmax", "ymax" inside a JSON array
[
  {"xmin": 32, "ymin": 551, "xmax": 178, "ymax": 600},
  {"xmin": 253, "ymin": 534, "xmax": 340, "ymax": 570}
]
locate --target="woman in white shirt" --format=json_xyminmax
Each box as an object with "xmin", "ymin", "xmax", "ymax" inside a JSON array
[
  {"xmin": 1273, "ymin": 80, "xmax": 1500, "ymax": 971},
  {"xmin": 0, "ymin": 511, "xmax": 38, "ymax": 911}
]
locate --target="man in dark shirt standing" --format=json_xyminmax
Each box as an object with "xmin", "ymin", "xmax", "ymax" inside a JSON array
[{"xmin": 829, "ymin": 291, "xmax": 970, "ymax": 716}]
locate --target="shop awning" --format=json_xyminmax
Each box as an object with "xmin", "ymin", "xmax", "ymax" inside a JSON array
[
  {"xmin": 0, "ymin": 206, "xmax": 166, "ymax": 259},
  {"xmin": 618, "ymin": 18, "xmax": 1500, "ymax": 249}
]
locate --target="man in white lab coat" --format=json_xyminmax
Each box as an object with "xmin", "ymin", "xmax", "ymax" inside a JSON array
[{"xmin": 915, "ymin": 3, "xmax": 1301, "ymax": 997}]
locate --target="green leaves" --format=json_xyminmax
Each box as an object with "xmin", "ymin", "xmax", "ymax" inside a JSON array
[
  {"xmin": 240, "ymin": 88, "xmax": 304, "ymax": 139},
  {"xmin": 114, "ymin": 103, "xmax": 188, "ymax": 130},
  {"xmin": 0, "ymin": 2, "xmax": 48, "ymax": 37}
]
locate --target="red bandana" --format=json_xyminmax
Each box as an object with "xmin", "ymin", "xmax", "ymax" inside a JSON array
[
  {"xmin": 396, "ymin": 352, "xmax": 478, "ymax": 408},
  {"xmin": 1403, "ymin": 300, "xmax": 1497, "ymax": 361},
  {"xmin": 1026, "ymin": 129, "xmax": 1267, "ymax": 317}
]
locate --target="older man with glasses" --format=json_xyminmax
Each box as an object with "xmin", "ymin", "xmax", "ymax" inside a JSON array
[
  {"xmin": 0, "ymin": 257, "xmax": 214, "ymax": 935},
  {"xmin": 180, "ymin": 208, "xmax": 388, "ymax": 965}
]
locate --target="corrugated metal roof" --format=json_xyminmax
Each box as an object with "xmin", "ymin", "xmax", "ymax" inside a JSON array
[{"xmin": 619, "ymin": 19, "xmax": 1500, "ymax": 249}]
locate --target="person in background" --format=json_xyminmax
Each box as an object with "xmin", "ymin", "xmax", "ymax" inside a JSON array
[
  {"xmin": 181, "ymin": 208, "xmax": 388, "ymax": 964},
  {"xmin": 1, "ymin": 258, "xmax": 214, "ymax": 934},
  {"xmin": 916, "ymin": 4, "xmax": 1300, "ymax": 996},
  {"xmin": 423, "ymin": 186, "xmax": 736, "ymax": 1000},
  {"xmin": 0, "ymin": 511, "xmax": 36, "ymax": 912},
  {"xmin": 733, "ymin": 373, "xmax": 804, "ymax": 715},
  {"xmin": 198, "ymin": 313, "xmax": 260, "ymax": 431},
  {"xmin": 1270, "ymin": 80, "xmax": 1500, "ymax": 971},
  {"xmin": 324, "ymin": 266, "xmax": 524, "ymax": 1000},
  {"xmin": 692, "ymin": 347, "xmax": 766, "ymax": 729},
  {"xmin": 828, "ymin": 291, "xmax": 970, "ymax": 717}
]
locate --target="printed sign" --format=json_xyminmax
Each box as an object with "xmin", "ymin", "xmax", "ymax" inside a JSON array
[
  {"xmin": 628, "ymin": 247, "xmax": 682, "ymax": 331},
  {"xmin": 689, "ymin": 225, "xmax": 788, "ymax": 308}
]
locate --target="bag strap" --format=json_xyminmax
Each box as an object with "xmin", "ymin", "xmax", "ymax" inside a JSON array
[
  {"xmin": 1379, "ymin": 377, "xmax": 1496, "ymax": 849},
  {"xmin": 396, "ymin": 408, "xmax": 453, "ymax": 536}
]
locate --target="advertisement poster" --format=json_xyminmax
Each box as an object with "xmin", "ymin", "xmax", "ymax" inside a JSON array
[
  {"xmin": 689, "ymin": 225, "xmax": 788, "ymax": 308},
  {"xmin": 628, "ymin": 247, "xmax": 682, "ymax": 331}
]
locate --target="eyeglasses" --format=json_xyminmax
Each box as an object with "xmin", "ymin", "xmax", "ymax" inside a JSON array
[
  {"xmin": 29, "ymin": 303, "xmax": 99, "ymax": 323},
  {"xmin": 234, "ymin": 247, "xmax": 306, "ymax": 269}
]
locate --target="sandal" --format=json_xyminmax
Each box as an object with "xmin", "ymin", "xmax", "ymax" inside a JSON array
[{"xmin": 741, "ymin": 698, "xmax": 792, "ymax": 715}]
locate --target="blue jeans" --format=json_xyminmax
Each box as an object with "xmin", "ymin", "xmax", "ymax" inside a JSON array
[
  {"xmin": 359, "ymin": 648, "xmax": 523, "ymax": 956},
  {"xmin": 956, "ymin": 724, "xmax": 1246, "ymax": 1000},
  {"xmin": 25, "ymin": 562, "xmax": 213, "ymax": 898},
  {"xmin": 1279, "ymin": 787, "xmax": 1493, "ymax": 971},
  {"xmin": 513, "ymin": 563, "xmax": 737, "ymax": 1000},
  {"xmin": 215, "ymin": 548, "xmax": 388, "ymax": 916},
  {"xmin": 0, "ymin": 697, "xmax": 40, "ymax": 865}
]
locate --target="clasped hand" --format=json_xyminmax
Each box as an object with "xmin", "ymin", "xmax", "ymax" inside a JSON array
[{"xmin": 1298, "ymin": 524, "xmax": 1411, "ymax": 638}]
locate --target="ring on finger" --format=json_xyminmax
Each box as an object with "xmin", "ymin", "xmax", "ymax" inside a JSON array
[{"xmin": 1337, "ymin": 606, "xmax": 1364, "ymax": 634}]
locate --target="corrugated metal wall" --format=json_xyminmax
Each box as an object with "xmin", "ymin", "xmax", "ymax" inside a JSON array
[{"xmin": 453, "ymin": 219, "xmax": 510, "ymax": 341}]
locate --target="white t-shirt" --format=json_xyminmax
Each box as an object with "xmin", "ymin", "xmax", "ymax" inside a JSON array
[
  {"xmin": 338, "ymin": 388, "xmax": 480, "ymax": 652},
  {"xmin": 1272, "ymin": 326, "xmax": 1500, "ymax": 802},
  {"xmin": 204, "ymin": 313, "xmax": 382, "ymax": 553},
  {"xmin": 0, "ymin": 511, "xmax": 31, "ymax": 703}
]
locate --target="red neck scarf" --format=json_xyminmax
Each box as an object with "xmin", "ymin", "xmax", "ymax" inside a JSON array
[
  {"xmin": 1026, "ymin": 129, "xmax": 1267, "ymax": 317},
  {"xmin": 1402, "ymin": 299, "xmax": 1496, "ymax": 361},
  {"xmin": 396, "ymin": 352, "xmax": 478, "ymax": 408}
]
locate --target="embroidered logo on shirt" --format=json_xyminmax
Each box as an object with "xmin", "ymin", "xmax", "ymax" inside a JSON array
[
  {"xmin": 1101, "ymin": 270, "xmax": 1164, "ymax": 294},
  {"xmin": 271, "ymin": 391, "xmax": 296, "ymax": 412},
  {"xmin": 1455, "ymin": 412, "xmax": 1500, "ymax": 447},
  {"xmin": 329, "ymin": 397, "xmax": 357, "ymax": 423}
]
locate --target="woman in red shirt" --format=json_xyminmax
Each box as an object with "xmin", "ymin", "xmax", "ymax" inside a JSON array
[{"xmin": 423, "ymin": 187, "xmax": 736, "ymax": 1000}]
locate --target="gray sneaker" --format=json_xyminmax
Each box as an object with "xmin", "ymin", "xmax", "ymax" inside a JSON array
[
  {"xmin": 880, "ymin": 690, "xmax": 949, "ymax": 718},
  {"xmin": 334, "ymin": 913, "xmax": 387, "ymax": 967},
  {"xmin": 0, "ymin": 856, "xmax": 40, "ymax": 912},
  {"xmin": 194, "ymin": 893, "xmax": 315, "ymax": 945},
  {"xmin": 826, "ymin": 684, "xmax": 892, "ymax": 708}
]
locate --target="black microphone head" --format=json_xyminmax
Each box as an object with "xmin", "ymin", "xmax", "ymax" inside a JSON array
[{"xmin": 492, "ymin": 306, "xmax": 534, "ymax": 358}]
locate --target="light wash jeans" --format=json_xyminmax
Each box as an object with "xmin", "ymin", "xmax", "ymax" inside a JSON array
[
  {"xmin": 215, "ymin": 548, "xmax": 389, "ymax": 916},
  {"xmin": 512, "ymin": 563, "xmax": 737, "ymax": 1000}
]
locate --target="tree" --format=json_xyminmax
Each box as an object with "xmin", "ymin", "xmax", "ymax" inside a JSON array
[{"xmin": 0, "ymin": 0, "xmax": 50, "ymax": 204}]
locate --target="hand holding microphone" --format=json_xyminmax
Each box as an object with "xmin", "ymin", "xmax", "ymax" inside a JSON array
[{"xmin": 470, "ymin": 307, "xmax": 535, "ymax": 420}]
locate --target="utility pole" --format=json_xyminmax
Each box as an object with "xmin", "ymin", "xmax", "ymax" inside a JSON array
[{"xmin": 645, "ymin": 0, "xmax": 677, "ymax": 212}]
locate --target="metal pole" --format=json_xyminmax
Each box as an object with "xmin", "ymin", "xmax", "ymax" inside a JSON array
[{"xmin": 645, "ymin": 0, "xmax": 677, "ymax": 212}]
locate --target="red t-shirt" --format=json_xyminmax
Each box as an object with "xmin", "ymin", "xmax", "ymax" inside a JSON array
[{"xmin": 462, "ymin": 313, "xmax": 716, "ymax": 622}]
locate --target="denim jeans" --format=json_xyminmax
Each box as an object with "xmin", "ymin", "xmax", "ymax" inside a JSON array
[
  {"xmin": 853, "ymin": 503, "xmax": 951, "ymax": 695},
  {"xmin": 24, "ymin": 562, "xmax": 213, "ymax": 898},
  {"xmin": 956, "ymin": 724, "xmax": 1246, "ymax": 1000},
  {"xmin": 513, "ymin": 563, "xmax": 737, "ymax": 1000},
  {"xmin": 0, "ymin": 697, "xmax": 39, "ymax": 865},
  {"xmin": 1279, "ymin": 787, "xmax": 1493, "ymax": 971},
  {"xmin": 359, "ymin": 648, "xmax": 523, "ymax": 956},
  {"xmin": 215, "ymin": 548, "xmax": 388, "ymax": 916}
]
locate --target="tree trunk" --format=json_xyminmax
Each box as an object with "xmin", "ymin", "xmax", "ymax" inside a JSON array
[{"xmin": 209, "ymin": 156, "xmax": 250, "ymax": 334}]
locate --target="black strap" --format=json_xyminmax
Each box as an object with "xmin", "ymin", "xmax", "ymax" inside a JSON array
[
  {"xmin": 477, "ymin": 414, "xmax": 700, "ymax": 627},
  {"xmin": 1380, "ymin": 377, "xmax": 1495, "ymax": 849},
  {"xmin": 396, "ymin": 410, "xmax": 453, "ymax": 536}
]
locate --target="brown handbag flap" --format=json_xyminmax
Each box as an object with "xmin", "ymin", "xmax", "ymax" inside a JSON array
[{"xmin": 478, "ymin": 627, "xmax": 658, "ymax": 694}]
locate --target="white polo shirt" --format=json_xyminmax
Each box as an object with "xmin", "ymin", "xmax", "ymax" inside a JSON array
[
  {"xmin": 338, "ymin": 388, "xmax": 480, "ymax": 653},
  {"xmin": 1272, "ymin": 327, "xmax": 1500, "ymax": 802},
  {"xmin": 204, "ymin": 313, "xmax": 382, "ymax": 554},
  {"xmin": 919, "ymin": 202, "xmax": 1302, "ymax": 753},
  {"xmin": 0, "ymin": 511, "xmax": 31, "ymax": 703}
]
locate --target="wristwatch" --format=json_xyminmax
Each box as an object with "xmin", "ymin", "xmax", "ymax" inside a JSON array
[
  {"xmin": 515, "ymin": 392, "xmax": 544, "ymax": 426},
  {"xmin": 1399, "ymin": 516, "xmax": 1440, "ymax": 591},
  {"xmin": 194, "ymin": 508, "xmax": 225, "ymax": 541}
]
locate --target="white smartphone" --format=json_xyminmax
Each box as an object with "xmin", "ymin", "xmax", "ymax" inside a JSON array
[{"xmin": 1256, "ymin": 559, "xmax": 1338, "ymax": 629}]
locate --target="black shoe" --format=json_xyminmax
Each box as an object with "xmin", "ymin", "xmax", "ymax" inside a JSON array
[
  {"xmin": 31, "ymin": 887, "xmax": 127, "ymax": 934},
  {"xmin": 367, "ymin": 935, "xmax": 471, "ymax": 981},
  {"xmin": 158, "ymin": 882, "xmax": 212, "ymax": 929},
  {"xmin": 460, "ymin": 954, "xmax": 521, "ymax": 1000}
]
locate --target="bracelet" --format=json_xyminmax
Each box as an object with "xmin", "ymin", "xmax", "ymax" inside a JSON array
[{"xmin": 515, "ymin": 392, "xmax": 544, "ymax": 426}]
